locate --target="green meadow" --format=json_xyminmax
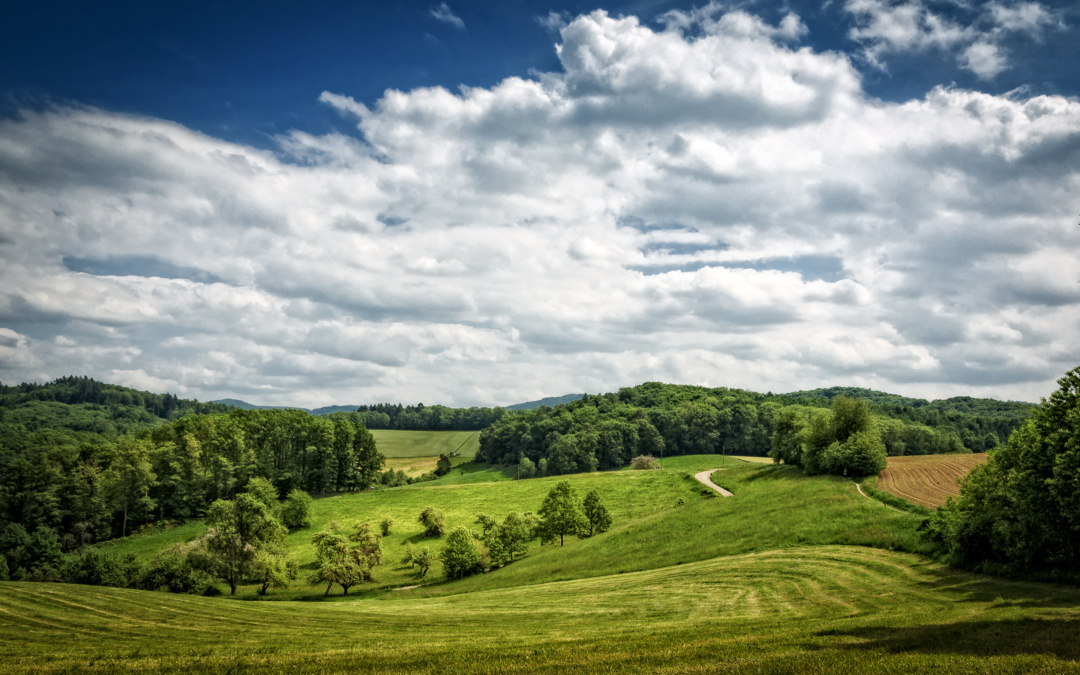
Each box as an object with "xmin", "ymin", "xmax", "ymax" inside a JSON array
[
  {"xmin": 369, "ymin": 429, "xmax": 481, "ymax": 459},
  {"xmin": 4, "ymin": 440, "xmax": 1080, "ymax": 673}
]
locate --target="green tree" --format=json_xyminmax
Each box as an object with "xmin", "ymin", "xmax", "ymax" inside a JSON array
[
  {"xmin": 353, "ymin": 427, "xmax": 384, "ymax": 490},
  {"xmin": 350, "ymin": 523, "xmax": 383, "ymax": 568},
  {"xmin": 281, "ymin": 489, "xmax": 313, "ymax": 529},
  {"xmin": 474, "ymin": 513, "xmax": 497, "ymax": 539},
  {"xmin": 250, "ymin": 547, "xmax": 299, "ymax": 595},
  {"xmin": 310, "ymin": 523, "xmax": 374, "ymax": 595},
  {"xmin": 244, "ymin": 477, "xmax": 279, "ymax": 510},
  {"xmin": 489, "ymin": 513, "xmax": 530, "ymax": 566},
  {"xmin": 439, "ymin": 526, "xmax": 482, "ymax": 580},
  {"xmin": 104, "ymin": 437, "xmax": 157, "ymax": 538},
  {"xmin": 582, "ymin": 490, "xmax": 613, "ymax": 536},
  {"xmin": 926, "ymin": 365, "xmax": 1080, "ymax": 578},
  {"xmin": 435, "ymin": 454, "xmax": 452, "ymax": 477},
  {"xmin": 538, "ymin": 481, "xmax": 588, "ymax": 546},
  {"xmin": 418, "ymin": 507, "xmax": 445, "ymax": 537},
  {"xmin": 379, "ymin": 514, "xmax": 394, "ymax": 536},
  {"xmin": 202, "ymin": 493, "xmax": 286, "ymax": 595},
  {"xmin": 413, "ymin": 546, "xmax": 433, "ymax": 578}
]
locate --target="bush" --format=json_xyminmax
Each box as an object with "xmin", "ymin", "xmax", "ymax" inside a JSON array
[
  {"xmin": 62, "ymin": 548, "xmax": 143, "ymax": 588},
  {"xmin": 418, "ymin": 507, "xmax": 445, "ymax": 537},
  {"xmin": 140, "ymin": 544, "xmax": 219, "ymax": 595},
  {"xmin": 630, "ymin": 455, "xmax": 660, "ymax": 470},
  {"xmin": 380, "ymin": 515, "xmax": 394, "ymax": 536},
  {"xmin": 281, "ymin": 489, "xmax": 313, "ymax": 529},
  {"xmin": 439, "ymin": 527, "xmax": 482, "ymax": 580}
]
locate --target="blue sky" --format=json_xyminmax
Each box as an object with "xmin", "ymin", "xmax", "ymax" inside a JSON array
[
  {"xmin": 1, "ymin": 1, "xmax": 1078, "ymax": 406},
  {"xmin": 5, "ymin": 0, "xmax": 1076, "ymax": 146}
]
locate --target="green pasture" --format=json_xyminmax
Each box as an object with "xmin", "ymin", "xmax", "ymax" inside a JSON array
[
  {"xmin": 11, "ymin": 453, "xmax": 1080, "ymax": 673},
  {"xmin": 369, "ymin": 429, "xmax": 480, "ymax": 459},
  {"xmin": 3, "ymin": 545, "xmax": 1080, "ymax": 673}
]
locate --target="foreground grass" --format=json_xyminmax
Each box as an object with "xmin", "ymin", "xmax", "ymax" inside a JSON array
[{"xmin": 3, "ymin": 546, "xmax": 1079, "ymax": 673}]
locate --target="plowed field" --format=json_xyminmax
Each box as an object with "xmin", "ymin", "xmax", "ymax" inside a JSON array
[{"xmin": 878, "ymin": 453, "xmax": 989, "ymax": 508}]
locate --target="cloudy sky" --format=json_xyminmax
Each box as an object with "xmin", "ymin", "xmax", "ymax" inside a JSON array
[{"xmin": 1, "ymin": 0, "xmax": 1078, "ymax": 407}]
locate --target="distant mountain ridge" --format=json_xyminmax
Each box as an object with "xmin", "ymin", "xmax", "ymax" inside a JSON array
[
  {"xmin": 506, "ymin": 394, "xmax": 586, "ymax": 410},
  {"xmin": 210, "ymin": 399, "xmax": 359, "ymax": 416},
  {"xmin": 212, "ymin": 394, "xmax": 588, "ymax": 414}
]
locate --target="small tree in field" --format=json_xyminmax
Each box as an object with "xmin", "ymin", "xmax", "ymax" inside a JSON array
[
  {"xmin": 310, "ymin": 523, "xmax": 374, "ymax": 595},
  {"xmin": 379, "ymin": 515, "xmax": 394, "ymax": 537},
  {"xmin": 440, "ymin": 527, "xmax": 482, "ymax": 580},
  {"xmin": 251, "ymin": 546, "xmax": 298, "ymax": 595},
  {"xmin": 582, "ymin": 490, "xmax": 612, "ymax": 537},
  {"xmin": 414, "ymin": 546, "xmax": 433, "ymax": 578},
  {"xmin": 537, "ymin": 481, "xmax": 588, "ymax": 546},
  {"xmin": 418, "ymin": 507, "xmax": 445, "ymax": 537}
]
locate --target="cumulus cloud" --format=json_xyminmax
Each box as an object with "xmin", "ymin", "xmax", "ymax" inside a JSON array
[
  {"xmin": 845, "ymin": 0, "xmax": 1064, "ymax": 78},
  {"xmin": 1, "ymin": 7, "xmax": 1078, "ymax": 406}
]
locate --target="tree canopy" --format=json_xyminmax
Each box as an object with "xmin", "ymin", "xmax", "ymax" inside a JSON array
[{"xmin": 925, "ymin": 365, "xmax": 1080, "ymax": 580}]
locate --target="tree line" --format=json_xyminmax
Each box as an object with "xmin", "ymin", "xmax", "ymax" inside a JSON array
[
  {"xmin": 351, "ymin": 403, "xmax": 507, "ymax": 431},
  {"xmin": 0, "ymin": 408, "xmax": 384, "ymax": 567},
  {"xmin": 922, "ymin": 365, "xmax": 1080, "ymax": 582},
  {"xmin": 477, "ymin": 382, "xmax": 994, "ymax": 476}
]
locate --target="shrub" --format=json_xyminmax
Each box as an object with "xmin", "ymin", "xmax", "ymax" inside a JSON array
[
  {"xmin": 418, "ymin": 507, "xmax": 446, "ymax": 537},
  {"xmin": 62, "ymin": 548, "xmax": 143, "ymax": 588},
  {"xmin": 380, "ymin": 515, "xmax": 395, "ymax": 536},
  {"xmin": 630, "ymin": 455, "xmax": 660, "ymax": 470}
]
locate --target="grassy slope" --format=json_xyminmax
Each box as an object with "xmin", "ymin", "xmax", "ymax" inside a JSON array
[
  {"xmin": 18, "ymin": 455, "xmax": 1080, "ymax": 673},
  {"xmin": 3, "ymin": 546, "xmax": 1080, "ymax": 673},
  {"xmin": 369, "ymin": 429, "xmax": 480, "ymax": 459}
]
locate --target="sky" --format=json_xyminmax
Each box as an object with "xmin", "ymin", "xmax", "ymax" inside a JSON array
[{"xmin": 0, "ymin": 0, "xmax": 1078, "ymax": 407}]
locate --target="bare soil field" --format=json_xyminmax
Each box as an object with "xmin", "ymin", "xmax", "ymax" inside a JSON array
[{"xmin": 878, "ymin": 453, "xmax": 989, "ymax": 508}]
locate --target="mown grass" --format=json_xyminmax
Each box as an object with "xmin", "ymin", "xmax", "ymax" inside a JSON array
[
  {"xmin": 370, "ymin": 429, "xmax": 480, "ymax": 459},
  {"xmin": 3, "ymin": 545, "xmax": 1080, "ymax": 673}
]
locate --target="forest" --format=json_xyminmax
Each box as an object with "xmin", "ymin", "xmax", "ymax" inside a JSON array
[
  {"xmin": 477, "ymin": 382, "xmax": 1030, "ymax": 475},
  {"xmin": 352, "ymin": 403, "xmax": 507, "ymax": 430},
  {"xmin": 0, "ymin": 401, "xmax": 383, "ymax": 564}
]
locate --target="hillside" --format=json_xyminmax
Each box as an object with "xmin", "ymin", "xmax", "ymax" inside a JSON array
[{"xmin": 4, "ymin": 457, "xmax": 1080, "ymax": 673}]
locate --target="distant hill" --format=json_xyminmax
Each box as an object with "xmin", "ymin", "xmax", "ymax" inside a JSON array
[
  {"xmin": 506, "ymin": 394, "xmax": 585, "ymax": 410},
  {"xmin": 214, "ymin": 395, "xmax": 588, "ymax": 415},
  {"xmin": 784, "ymin": 387, "xmax": 1036, "ymax": 420},
  {"xmin": 210, "ymin": 399, "xmax": 359, "ymax": 415}
]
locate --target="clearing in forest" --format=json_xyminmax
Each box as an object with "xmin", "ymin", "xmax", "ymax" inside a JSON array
[
  {"xmin": 370, "ymin": 429, "xmax": 480, "ymax": 459},
  {"xmin": 877, "ymin": 454, "xmax": 988, "ymax": 508}
]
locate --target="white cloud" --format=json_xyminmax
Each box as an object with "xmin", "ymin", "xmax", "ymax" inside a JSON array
[
  {"xmin": 1, "ymin": 7, "xmax": 1078, "ymax": 406},
  {"xmin": 430, "ymin": 3, "xmax": 465, "ymax": 30},
  {"xmin": 845, "ymin": 0, "xmax": 1064, "ymax": 79}
]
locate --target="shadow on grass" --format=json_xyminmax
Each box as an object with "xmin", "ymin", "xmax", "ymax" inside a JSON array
[
  {"xmin": 824, "ymin": 617, "xmax": 1080, "ymax": 659},
  {"xmin": 738, "ymin": 465, "xmax": 804, "ymax": 483}
]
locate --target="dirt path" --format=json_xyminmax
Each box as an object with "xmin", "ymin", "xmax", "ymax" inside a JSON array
[{"xmin": 694, "ymin": 470, "xmax": 734, "ymax": 497}]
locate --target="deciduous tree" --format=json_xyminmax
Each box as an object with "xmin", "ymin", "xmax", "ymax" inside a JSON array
[{"xmin": 538, "ymin": 481, "xmax": 587, "ymax": 546}]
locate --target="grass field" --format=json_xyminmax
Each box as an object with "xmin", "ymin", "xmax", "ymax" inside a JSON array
[
  {"xmin": 10, "ymin": 452, "xmax": 1080, "ymax": 673},
  {"xmin": 3, "ymin": 545, "xmax": 1080, "ymax": 673},
  {"xmin": 369, "ymin": 429, "xmax": 480, "ymax": 459},
  {"xmin": 877, "ymin": 453, "xmax": 989, "ymax": 508}
]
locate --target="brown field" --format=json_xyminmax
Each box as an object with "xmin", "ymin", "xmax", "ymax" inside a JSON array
[{"xmin": 878, "ymin": 453, "xmax": 989, "ymax": 508}]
